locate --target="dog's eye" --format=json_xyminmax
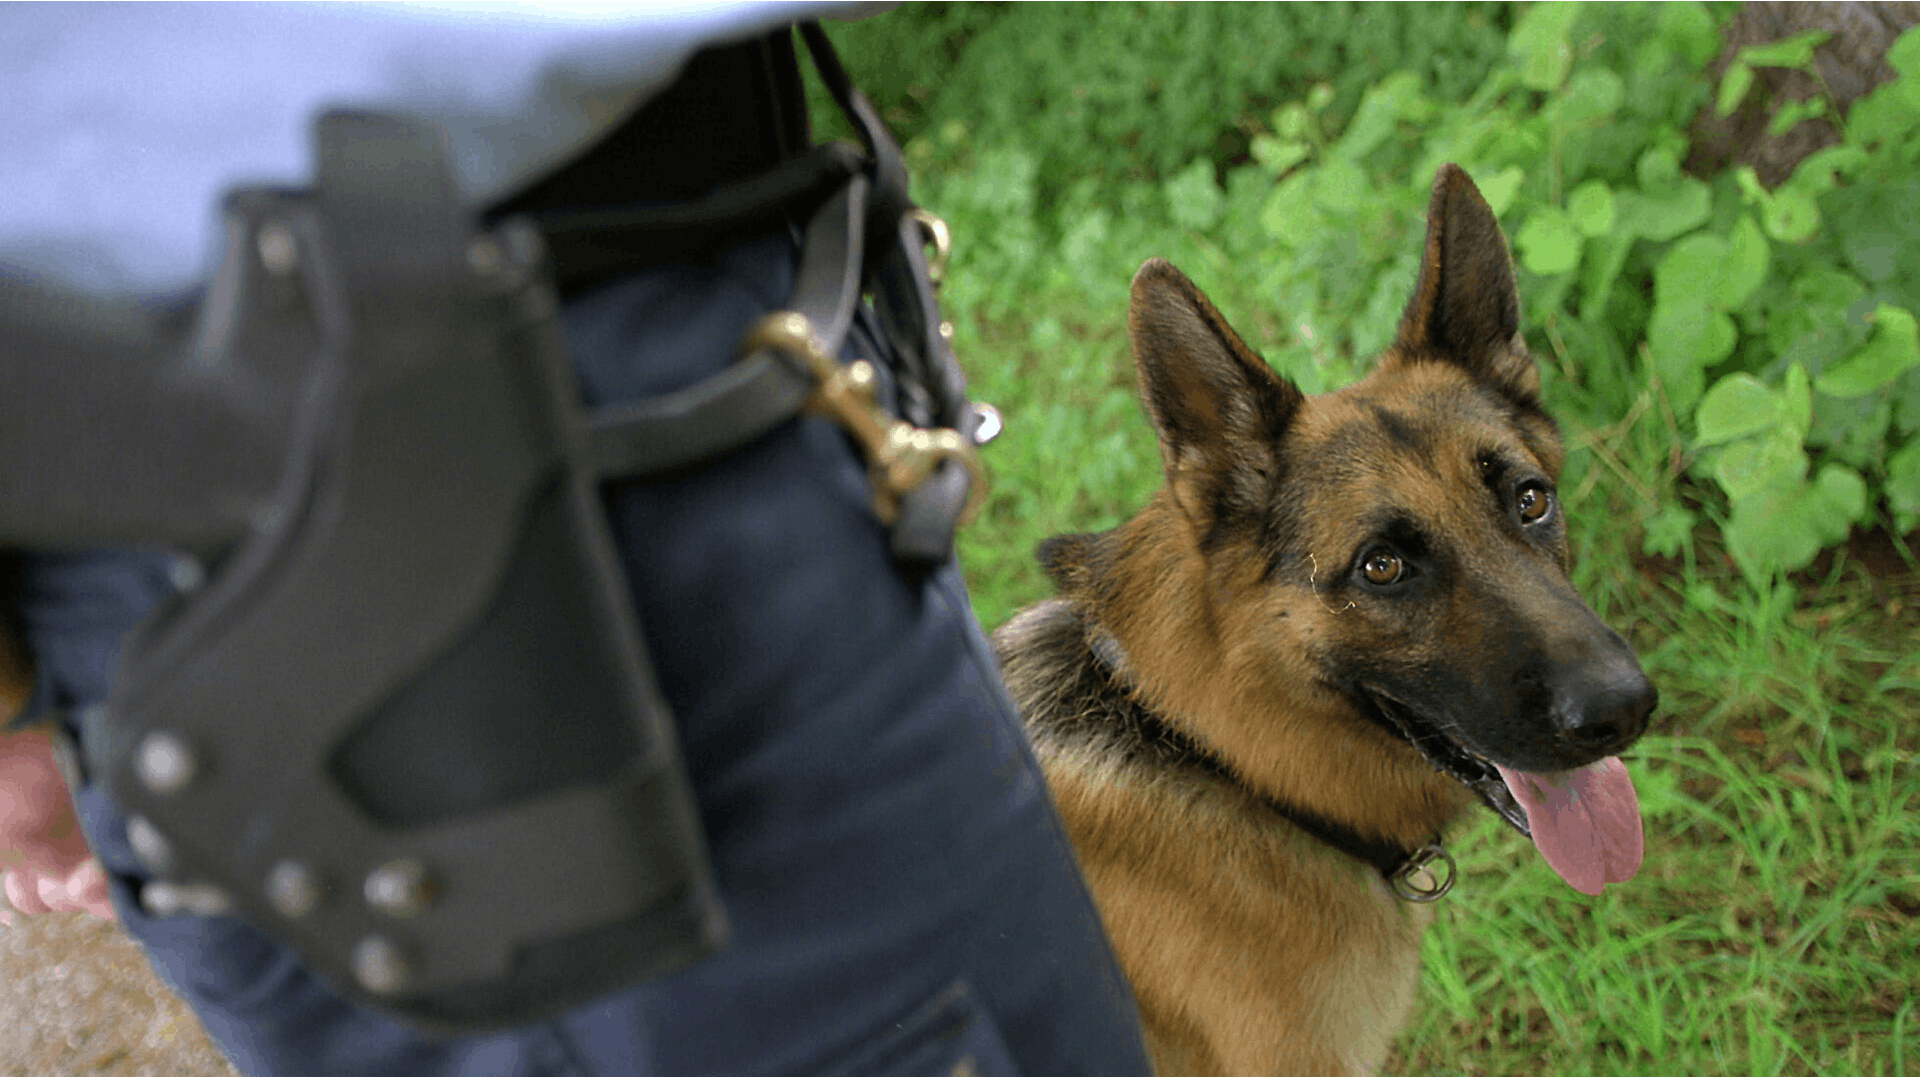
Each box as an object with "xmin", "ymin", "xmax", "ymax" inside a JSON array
[
  {"xmin": 1361, "ymin": 550, "xmax": 1404, "ymax": 586},
  {"xmin": 1516, "ymin": 483, "xmax": 1553, "ymax": 524}
]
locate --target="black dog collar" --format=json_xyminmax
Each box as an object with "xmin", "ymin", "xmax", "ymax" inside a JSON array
[
  {"xmin": 1084, "ymin": 627, "xmax": 1454, "ymax": 901},
  {"xmin": 1131, "ymin": 708, "xmax": 1456, "ymax": 901}
]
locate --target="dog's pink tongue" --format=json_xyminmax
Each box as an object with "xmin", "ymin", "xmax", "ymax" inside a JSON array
[{"xmin": 1493, "ymin": 757, "xmax": 1642, "ymax": 896}]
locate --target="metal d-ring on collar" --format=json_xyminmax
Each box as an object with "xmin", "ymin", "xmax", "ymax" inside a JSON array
[{"xmin": 1388, "ymin": 842, "xmax": 1458, "ymax": 903}]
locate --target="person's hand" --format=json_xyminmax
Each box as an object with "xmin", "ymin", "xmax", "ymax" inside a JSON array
[{"xmin": 0, "ymin": 724, "xmax": 115, "ymax": 924}]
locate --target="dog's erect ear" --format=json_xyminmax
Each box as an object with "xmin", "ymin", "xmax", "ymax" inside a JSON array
[
  {"xmin": 1129, "ymin": 258, "xmax": 1303, "ymax": 525},
  {"xmin": 1388, "ymin": 164, "xmax": 1539, "ymax": 406}
]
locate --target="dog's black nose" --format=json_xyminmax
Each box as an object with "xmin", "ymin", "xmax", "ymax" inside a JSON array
[{"xmin": 1552, "ymin": 657, "xmax": 1657, "ymax": 757}]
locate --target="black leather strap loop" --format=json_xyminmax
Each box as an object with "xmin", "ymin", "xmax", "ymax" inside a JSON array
[
  {"xmin": 796, "ymin": 21, "xmax": 910, "ymax": 236},
  {"xmin": 582, "ymin": 176, "xmax": 869, "ymax": 479}
]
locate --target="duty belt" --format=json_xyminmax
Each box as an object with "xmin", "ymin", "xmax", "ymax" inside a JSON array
[{"xmin": 0, "ymin": 22, "xmax": 988, "ymax": 1036}]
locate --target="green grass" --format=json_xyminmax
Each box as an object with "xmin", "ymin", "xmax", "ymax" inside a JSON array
[{"xmin": 814, "ymin": 6, "xmax": 1920, "ymax": 1073}]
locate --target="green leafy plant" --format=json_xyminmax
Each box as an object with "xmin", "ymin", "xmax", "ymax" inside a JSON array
[
  {"xmin": 1686, "ymin": 27, "xmax": 1920, "ymax": 577},
  {"xmin": 867, "ymin": 3, "xmax": 1920, "ymax": 587},
  {"xmin": 1233, "ymin": 5, "xmax": 1920, "ymax": 583}
]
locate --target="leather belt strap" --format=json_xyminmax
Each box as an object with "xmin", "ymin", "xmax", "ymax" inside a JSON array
[
  {"xmin": 571, "ymin": 23, "xmax": 985, "ymax": 566},
  {"xmin": 798, "ymin": 22, "xmax": 981, "ymax": 563},
  {"xmin": 582, "ymin": 173, "xmax": 868, "ymax": 479},
  {"xmin": 523, "ymin": 140, "xmax": 865, "ymax": 297}
]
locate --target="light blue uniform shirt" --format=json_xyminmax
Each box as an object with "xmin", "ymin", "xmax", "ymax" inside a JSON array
[{"xmin": 0, "ymin": 2, "xmax": 859, "ymax": 301}]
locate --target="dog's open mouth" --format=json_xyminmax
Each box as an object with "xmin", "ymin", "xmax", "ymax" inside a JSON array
[
  {"xmin": 1363, "ymin": 689, "xmax": 1529, "ymax": 835},
  {"xmin": 1363, "ymin": 688, "xmax": 1644, "ymax": 896}
]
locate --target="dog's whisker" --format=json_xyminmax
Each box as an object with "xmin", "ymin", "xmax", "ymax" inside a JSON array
[{"xmin": 1307, "ymin": 553, "xmax": 1356, "ymax": 615}]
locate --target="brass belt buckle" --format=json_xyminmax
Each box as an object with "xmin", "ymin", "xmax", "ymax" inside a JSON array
[{"xmin": 739, "ymin": 312, "xmax": 987, "ymax": 527}]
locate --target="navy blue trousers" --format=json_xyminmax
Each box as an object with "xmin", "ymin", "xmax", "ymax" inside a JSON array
[{"xmin": 17, "ymin": 228, "xmax": 1155, "ymax": 1076}]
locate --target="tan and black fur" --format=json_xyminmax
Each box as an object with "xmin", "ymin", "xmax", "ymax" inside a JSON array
[{"xmin": 993, "ymin": 165, "xmax": 1655, "ymax": 1076}]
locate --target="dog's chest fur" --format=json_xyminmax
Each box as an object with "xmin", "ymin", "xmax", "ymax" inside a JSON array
[{"xmin": 995, "ymin": 598, "xmax": 1430, "ymax": 1077}]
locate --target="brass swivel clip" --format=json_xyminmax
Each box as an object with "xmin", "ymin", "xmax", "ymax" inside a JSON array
[{"xmin": 741, "ymin": 312, "xmax": 986, "ymax": 527}]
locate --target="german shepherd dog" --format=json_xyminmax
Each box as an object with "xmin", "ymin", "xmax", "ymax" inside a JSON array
[{"xmin": 993, "ymin": 165, "xmax": 1657, "ymax": 1077}]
